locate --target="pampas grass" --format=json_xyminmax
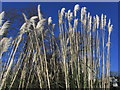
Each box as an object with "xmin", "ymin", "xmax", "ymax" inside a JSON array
[
  {"xmin": 0, "ymin": 4, "xmax": 113, "ymax": 89},
  {"xmin": 0, "ymin": 12, "xmax": 12, "ymax": 89}
]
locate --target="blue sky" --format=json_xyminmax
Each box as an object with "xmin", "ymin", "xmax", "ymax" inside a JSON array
[{"xmin": 2, "ymin": 2, "xmax": 118, "ymax": 73}]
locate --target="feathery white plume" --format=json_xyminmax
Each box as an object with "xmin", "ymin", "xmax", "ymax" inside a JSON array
[
  {"xmin": 30, "ymin": 16, "xmax": 38, "ymax": 28},
  {"xmin": 81, "ymin": 7, "xmax": 87, "ymax": 21},
  {"xmin": 0, "ymin": 11, "xmax": 5, "ymax": 20},
  {"xmin": 0, "ymin": 11, "xmax": 5, "ymax": 25},
  {"xmin": 22, "ymin": 13, "xmax": 27, "ymax": 22},
  {"xmin": 108, "ymin": 19, "xmax": 112, "ymax": 35},
  {"xmin": 74, "ymin": 4, "xmax": 80, "ymax": 17},
  {"xmin": 61, "ymin": 8, "xmax": 65, "ymax": 17},
  {"xmin": 74, "ymin": 4, "xmax": 80, "ymax": 11},
  {"xmin": 20, "ymin": 23, "xmax": 26, "ymax": 30},
  {"xmin": 38, "ymin": 5, "xmax": 42, "ymax": 20},
  {"xmin": 30, "ymin": 16, "xmax": 38, "ymax": 21},
  {"xmin": 103, "ymin": 15, "xmax": 106, "ymax": 27},
  {"xmin": 48, "ymin": 17, "xmax": 52, "ymax": 25},
  {"xmin": 100, "ymin": 14, "xmax": 104, "ymax": 30},
  {"xmin": 83, "ymin": 7, "xmax": 87, "ymax": 15},
  {"xmin": 81, "ymin": 8, "xmax": 84, "ymax": 21},
  {"xmin": 96, "ymin": 15, "xmax": 99, "ymax": 29},
  {"xmin": 0, "ymin": 37, "xmax": 12, "ymax": 54},
  {"xmin": 0, "ymin": 21, "xmax": 10, "ymax": 36},
  {"xmin": 19, "ymin": 23, "xmax": 27, "ymax": 34},
  {"xmin": 87, "ymin": 12, "xmax": 90, "ymax": 19},
  {"xmin": 108, "ymin": 19, "xmax": 111, "ymax": 27},
  {"xmin": 109, "ymin": 25, "xmax": 113, "ymax": 35},
  {"xmin": 20, "ymin": 15, "xmax": 37, "ymax": 34},
  {"xmin": 36, "ymin": 19, "xmax": 46, "ymax": 29}
]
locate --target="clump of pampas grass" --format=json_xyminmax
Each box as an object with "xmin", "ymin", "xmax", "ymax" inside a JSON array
[{"xmin": 0, "ymin": 4, "xmax": 113, "ymax": 89}]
